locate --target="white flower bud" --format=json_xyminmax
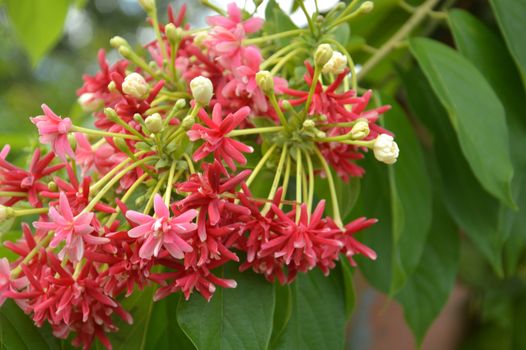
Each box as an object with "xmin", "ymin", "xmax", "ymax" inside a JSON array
[
  {"xmin": 0, "ymin": 205, "xmax": 15, "ymax": 223},
  {"xmin": 181, "ymin": 115, "xmax": 195, "ymax": 130},
  {"xmin": 322, "ymin": 51, "xmax": 348, "ymax": 75},
  {"xmin": 373, "ymin": 134, "xmax": 399, "ymax": 164},
  {"xmin": 314, "ymin": 44, "xmax": 333, "ymax": 67},
  {"xmin": 78, "ymin": 93, "xmax": 103, "ymax": 112},
  {"xmin": 145, "ymin": 113, "xmax": 163, "ymax": 133},
  {"xmin": 193, "ymin": 32, "xmax": 209, "ymax": 49},
  {"xmin": 303, "ymin": 119, "xmax": 316, "ymax": 129},
  {"xmin": 351, "ymin": 119, "xmax": 370, "ymax": 140},
  {"xmin": 110, "ymin": 36, "xmax": 128, "ymax": 49},
  {"xmin": 360, "ymin": 1, "xmax": 374, "ymax": 13},
  {"xmin": 190, "ymin": 76, "xmax": 214, "ymax": 105},
  {"xmin": 255, "ymin": 71, "xmax": 274, "ymax": 94},
  {"xmin": 122, "ymin": 73, "xmax": 150, "ymax": 99}
]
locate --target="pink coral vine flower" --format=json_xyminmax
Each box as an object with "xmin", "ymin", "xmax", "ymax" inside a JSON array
[
  {"xmin": 33, "ymin": 192, "xmax": 107, "ymax": 262},
  {"xmin": 188, "ymin": 103, "xmax": 254, "ymax": 170},
  {"xmin": 125, "ymin": 194, "xmax": 197, "ymax": 260},
  {"xmin": 207, "ymin": 2, "xmax": 263, "ymax": 33},
  {"xmin": 30, "ymin": 104, "xmax": 74, "ymax": 160}
]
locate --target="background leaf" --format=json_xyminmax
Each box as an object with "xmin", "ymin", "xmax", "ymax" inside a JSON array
[
  {"xmin": 5, "ymin": 0, "xmax": 70, "ymax": 66},
  {"xmin": 273, "ymin": 269, "xmax": 346, "ymax": 350},
  {"xmin": 177, "ymin": 265, "xmax": 275, "ymax": 350},
  {"xmin": 409, "ymin": 37, "xmax": 515, "ymax": 209}
]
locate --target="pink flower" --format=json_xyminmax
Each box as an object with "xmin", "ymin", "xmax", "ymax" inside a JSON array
[
  {"xmin": 188, "ymin": 104, "xmax": 253, "ymax": 170},
  {"xmin": 74, "ymin": 133, "xmax": 121, "ymax": 175},
  {"xmin": 126, "ymin": 194, "xmax": 197, "ymax": 260},
  {"xmin": 33, "ymin": 192, "xmax": 107, "ymax": 262},
  {"xmin": 30, "ymin": 104, "xmax": 74, "ymax": 160},
  {"xmin": 207, "ymin": 3, "xmax": 263, "ymax": 34}
]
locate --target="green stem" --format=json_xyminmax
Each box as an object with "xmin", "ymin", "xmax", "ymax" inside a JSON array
[
  {"xmin": 270, "ymin": 48, "xmax": 307, "ymax": 75},
  {"xmin": 106, "ymin": 172, "xmax": 149, "ymax": 227},
  {"xmin": 268, "ymin": 93, "xmax": 289, "ymax": 129},
  {"xmin": 182, "ymin": 153, "xmax": 195, "ymax": 174},
  {"xmin": 314, "ymin": 147, "xmax": 342, "ymax": 227},
  {"xmin": 280, "ymin": 154, "xmax": 292, "ymax": 210},
  {"xmin": 304, "ymin": 65, "xmax": 321, "ymax": 116},
  {"xmin": 243, "ymin": 29, "xmax": 306, "ymax": 45},
  {"xmin": 0, "ymin": 191, "xmax": 27, "ymax": 197},
  {"xmin": 262, "ymin": 145, "xmax": 288, "ymax": 215},
  {"xmin": 228, "ymin": 126, "xmax": 283, "ymax": 137},
  {"xmin": 150, "ymin": 5, "xmax": 169, "ymax": 70},
  {"xmin": 323, "ymin": 38, "xmax": 358, "ymax": 91},
  {"xmin": 295, "ymin": 147, "xmax": 303, "ymax": 222},
  {"xmin": 304, "ymin": 150, "xmax": 315, "ymax": 213},
  {"xmin": 357, "ymin": 0, "xmax": 439, "ymax": 80},
  {"xmin": 201, "ymin": 0, "xmax": 225, "ymax": 15},
  {"xmin": 72, "ymin": 258, "xmax": 85, "ymax": 280},
  {"xmin": 246, "ymin": 144, "xmax": 278, "ymax": 187},
  {"xmin": 10, "ymin": 232, "xmax": 54, "ymax": 278},
  {"xmin": 164, "ymin": 161, "xmax": 178, "ymax": 205},
  {"xmin": 83, "ymin": 157, "xmax": 153, "ymax": 214},
  {"xmin": 71, "ymin": 126, "xmax": 140, "ymax": 141},
  {"xmin": 261, "ymin": 42, "xmax": 303, "ymax": 70},
  {"xmin": 14, "ymin": 208, "xmax": 48, "ymax": 217},
  {"xmin": 297, "ymin": 0, "xmax": 316, "ymax": 35},
  {"xmin": 144, "ymin": 173, "xmax": 168, "ymax": 214}
]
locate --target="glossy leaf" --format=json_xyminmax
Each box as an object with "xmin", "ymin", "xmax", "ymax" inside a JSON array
[
  {"xmin": 177, "ymin": 266, "xmax": 275, "ymax": 350},
  {"xmin": 396, "ymin": 201, "xmax": 459, "ymax": 345},
  {"xmin": 5, "ymin": 0, "xmax": 69, "ymax": 65},
  {"xmin": 0, "ymin": 300, "xmax": 60, "ymax": 350},
  {"xmin": 489, "ymin": 0, "xmax": 526, "ymax": 84},
  {"xmin": 448, "ymin": 9, "xmax": 526, "ymax": 275},
  {"xmin": 383, "ymin": 96, "xmax": 432, "ymax": 291},
  {"xmin": 403, "ymin": 67, "xmax": 504, "ymax": 275},
  {"xmin": 410, "ymin": 37, "xmax": 515, "ymax": 209},
  {"xmin": 273, "ymin": 269, "xmax": 346, "ymax": 350}
]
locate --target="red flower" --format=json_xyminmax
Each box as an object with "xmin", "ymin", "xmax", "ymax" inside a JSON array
[{"xmin": 187, "ymin": 104, "xmax": 253, "ymax": 170}]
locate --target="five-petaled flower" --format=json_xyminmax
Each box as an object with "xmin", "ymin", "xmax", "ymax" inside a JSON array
[{"xmin": 30, "ymin": 104, "xmax": 74, "ymax": 161}]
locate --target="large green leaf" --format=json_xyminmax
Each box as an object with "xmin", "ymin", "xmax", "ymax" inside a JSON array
[
  {"xmin": 489, "ymin": 0, "xmax": 526, "ymax": 85},
  {"xmin": 448, "ymin": 9, "xmax": 526, "ymax": 275},
  {"xmin": 403, "ymin": 67, "xmax": 504, "ymax": 275},
  {"xmin": 383, "ymin": 96, "xmax": 432, "ymax": 293},
  {"xmin": 273, "ymin": 269, "xmax": 346, "ymax": 350},
  {"xmin": 0, "ymin": 300, "xmax": 60, "ymax": 350},
  {"xmin": 5, "ymin": 0, "xmax": 70, "ymax": 66},
  {"xmin": 409, "ymin": 37, "xmax": 515, "ymax": 209},
  {"xmin": 396, "ymin": 201, "xmax": 459, "ymax": 345},
  {"xmin": 177, "ymin": 265, "xmax": 275, "ymax": 350}
]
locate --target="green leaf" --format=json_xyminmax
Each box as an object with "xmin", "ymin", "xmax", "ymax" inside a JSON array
[
  {"xmin": 402, "ymin": 67, "xmax": 504, "ymax": 275},
  {"xmin": 264, "ymin": 0, "xmax": 298, "ymax": 34},
  {"xmin": 489, "ymin": 0, "xmax": 526, "ymax": 85},
  {"xmin": 177, "ymin": 265, "xmax": 275, "ymax": 350},
  {"xmin": 0, "ymin": 299, "xmax": 61, "ymax": 350},
  {"xmin": 269, "ymin": 284, "xmax": 292, "ymax": 347},
  {"xmin": 314, "ymin": 176, "xmax": 360, "ymax": 223},
  {"xmin": 5, "ymin": 0, "xmax": 70, "ymax": 66},
  {"xmin": 383, "ymin": 96, "xmax": 432, "ymax": 293},
  {"xmin": 409, "ymin": 37, "xmax": 516, "ymax": 209},
  {"xmin": 273, "ymin": 269, "xmax": 346, "ymax": 350},
  {"xmin": 396, "ymin": 201, "xmax": 459, "ymax": 345},
  {"xmin": 448, "ymin": 9, "xmax": 526, "ymax": 275},
  {"xmin": 340, "ymin": 258, "xmax": 356, "ymax": 319}
]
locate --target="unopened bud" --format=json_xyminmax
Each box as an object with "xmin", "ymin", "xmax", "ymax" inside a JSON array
[
  {"xmin": 138, "ymin": 0, "xmax": 155, "ymax": 12},
  {"xmin": 373, "ymin": 134, "xmax": 399, "ymax": 164},
  {"xmin": 350, "ymin": 119, "xmax": 370, "ymax": 140},
  {"xmin": 78, "ymin": 93, "xmax": 103, "ymax": 112},
  {"xmin": 322, "ymin": 51, "xmax": 347, "ymax": 75},
  {"xmin": 255, "ymin": 71, "xmax": 274, "ymax": 94},
  {"xmin": 303, "ymin": 119, "xmax": 316, "ymax": 129},
  {"xmin": 360, "ymin": 1, "xmax": 374, "ymax": 13},
  {"xmin": 122, "ymin": 72, "xmax": 150, "ymax": 99},
  {"xmin": 0, "ymin": 205, "xmax": 15, "ymax": 222},
  {"xmin": 48, "ymin": 181, "xmax": 58, "ymax": 192},
  {"xmin": 165, "ymin": 23, "xmax": 179, "ymax": 43},
  {"xmin": 282, "ymin": 100, "xmax": 292, "ymax": 110},
  {"xmin": 118, "ymin": 46, "xmax": 132, "ymax": 59},
  {"xmin": 181, "ymin": 115, "xmax": 195, "ymax": 130},
  {"xmin": 193, "ymin": 31, "xmax": 208, "ymax": 49},
  {"xmin": 110, "ymin": 36, "xmax": 128, "ymax": 49},
  {"xmin": 108, "ymin": 81, "xmax": 118, "ymax": 93},
  {"xmin": 314, "ymin": 44, "xmax": 333, "ymax": 67},
  {"xmin": 190, "ymin": 76, "xmax": 213, "ymax": 105},
  {"xmin": 175, "ymin": 98, "xmax": 186, "ymax": 109},
  {"xmin": 145, "ymin": 113, "xmax": 163, "ymax": 133}
]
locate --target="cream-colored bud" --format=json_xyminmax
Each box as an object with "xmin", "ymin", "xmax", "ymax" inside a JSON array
[
  {"xmin": 255, "ymin": 71, "xmax": 274, "ymax": 94},
  {"xmin": 78, "ymin": 93, "xmax": 103, "ymax": 112},
  {"xmin": 108, "ymin": 81, "xmax": 118, "ymax": 93},
  {"xmin": 181, "ymin": 115, "xmax": 195, "ymax": 130},
  {"xmin": 165, "ymin": 23, "xmax": 179, "ymax": 43},
  {"xmin": 122, "ymin": 72, "xmax": 150, "ymax": 99},
  {"xmin": 138, "ymin": 0, "xmax": 155, "ymax": 12},
  {"xmin": 322, "ymin": 51, "xmax": 348, "ymax": 75},
  {"xmin": 350, "ymin": 119, "xmax": 370, "ymax": 140},
  {"xmin": 145, "ymin": 113, "xmax": 163, "ymax": 133},
  {"xmin": 373, "ymin": 134, "xmax": 399, "ymax": 164},
  {"xmin": 303, "ymin": 119, "xmax": 316, "ymax": 129},
  {"xmin": 193, "ymin": 32, "xmax": 208, "ymax": 49},
  {"xmin": 48, "ymin": 181, "xmax": 58, "ymax": 192},
  {"xmin": 110, "ymin": 36, "xmax": 128, "ymax": 49},
  {"xmin": 0, "ymin": 205, "xmax": 15, "ymax": 222},
  {"xmin": 190, "ymin": 76, "xmax": 214, "ymax": 105},
  {"xmin": 314, "ymin": 44, "xmax": 333, "ymax": 67},
  {"xmin": 360, "ymin": 1, "xmax": 374, "ymax": 13},
  {"xmin": 175, "ymin": 98, "xmax": 186, "ymax": 109}
]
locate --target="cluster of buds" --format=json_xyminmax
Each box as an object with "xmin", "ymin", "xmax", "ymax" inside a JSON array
[{"xmin": 0, "ymin": 1, "xmax": 398, "ymax": 349}]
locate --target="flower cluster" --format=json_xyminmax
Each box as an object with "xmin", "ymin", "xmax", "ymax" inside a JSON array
[{"xmin": 0, "ymin": 1, "xmax": 398, "ymax": 349}]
